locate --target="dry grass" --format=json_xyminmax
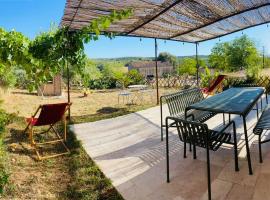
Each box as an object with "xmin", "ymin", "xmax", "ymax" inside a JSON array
[{"xmin": 1, "ymin": 88, "xmax": 177, "ymax": 118}]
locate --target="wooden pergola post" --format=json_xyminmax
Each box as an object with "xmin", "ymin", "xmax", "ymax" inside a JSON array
[
  {"xmin": 66, "ymin": 59, "xmax": 71, "ymax": 120},
  {"xmin": 155, "ymin": 38, "xmax": 159, "ymax": 105}
]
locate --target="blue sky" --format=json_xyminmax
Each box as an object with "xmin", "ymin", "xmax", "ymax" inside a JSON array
[{"xmin": 1, "ymin": 0, "xmax": 270, "ymax": 58}]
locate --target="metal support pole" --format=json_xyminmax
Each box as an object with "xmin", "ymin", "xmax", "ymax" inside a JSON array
[
  {"xmin": 66, "ymin": 60, "xmax": 71, "ymax": 120},
  {"xmin": 155, "ymin": 38, "xmax": 159, "ymax": 105},
  {"xmin": 263, "ymin": 46, "xmax": 265, "ymax": 68},
  {"xmin": 196, "ymin": 42, "xmax": 199, "ymax": 86}
]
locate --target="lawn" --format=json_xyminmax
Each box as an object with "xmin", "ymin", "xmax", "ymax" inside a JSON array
[{"xmin": 0, "ymin": 87, "xmax": 177, "ymax": 199}]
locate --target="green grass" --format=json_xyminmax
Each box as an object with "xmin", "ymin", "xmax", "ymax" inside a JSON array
[
  {"xmin": 0, "ymin": 108, "xmax": 10, "ymax": 196},
  {"xmin": 70, "ymin": 104, "xmax": 153, "ymax": 124}
]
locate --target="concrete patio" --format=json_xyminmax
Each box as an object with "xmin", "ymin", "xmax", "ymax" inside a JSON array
[{"xmin": 70, "ymin": 97, "xmax": 270, "ymax": 200}]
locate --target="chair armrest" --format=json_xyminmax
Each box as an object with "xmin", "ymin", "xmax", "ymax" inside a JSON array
[{"xmin": 214, "ymin": 120, "xmax": 236, "ymax": 138}]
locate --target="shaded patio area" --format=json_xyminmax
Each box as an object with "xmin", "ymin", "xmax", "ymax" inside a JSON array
[{"xmin": 70, "ymin": 97, "xmax": 270, "ymax": 200}]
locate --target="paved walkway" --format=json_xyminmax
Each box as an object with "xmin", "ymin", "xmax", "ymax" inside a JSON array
[{"xmin": 71, "ymin": 97, "xmax": 270, "ymax": 200}]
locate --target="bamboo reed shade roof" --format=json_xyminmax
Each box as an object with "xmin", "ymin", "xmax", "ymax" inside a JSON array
[{"xmin": 61, "ymin": 0, "xmax": 270, "ymax": 43}]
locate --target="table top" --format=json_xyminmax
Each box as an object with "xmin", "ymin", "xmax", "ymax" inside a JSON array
[
  {"xmin": 187, "ymin": 87, "xmax": 264, "ymax": 116},
  {"xmin": 128, "ymin": 85, "xmax": 147, "ymax": 89}
]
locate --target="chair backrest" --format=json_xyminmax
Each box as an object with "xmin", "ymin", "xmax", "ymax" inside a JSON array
[
  {"xmin": 207, "ymin": 75, "xmax": 226, "ymax": 93},
  {"xmin": 174, "ymin": 118, "xmax": 210, "ymax": 149},
  {"xmin": 35, "ymin": 103, "xmax": 70, "ymax": 126},
  {"xmin": 162, "ymin": 88, "xmax": 204, "ymax": 116},
  {"xmin": 172, "ymin": 117, "xmax": 229, "ymax": 151}
]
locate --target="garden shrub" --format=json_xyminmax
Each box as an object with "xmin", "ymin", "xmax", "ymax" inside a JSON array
[
  {"xmin": 127, "ymin": 69, "xmax": 144, "ymax": 85},
  {"xmin": 89, "ymin": 69, "xmax": 144, "ymax": 89},
  {"xmin": 200, "ymin": 66, "xmax": 219, "ymax": 87}
]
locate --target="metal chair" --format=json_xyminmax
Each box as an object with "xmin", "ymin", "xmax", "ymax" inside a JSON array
[
  {"xmin": 165, "ymin": 117, "xmax": 239, "ymax": 200},
  {"xmin": 253, "ymin": 104, "xmax": 270, "ymax": 163}
]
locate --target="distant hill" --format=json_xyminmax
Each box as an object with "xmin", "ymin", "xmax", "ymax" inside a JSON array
[{"xmin": 93, "ymin": 55, "xmax": 209, "ymax": 62}]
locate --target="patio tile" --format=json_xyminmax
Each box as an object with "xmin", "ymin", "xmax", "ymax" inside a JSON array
[
  {"xmin": 201, "ymin": 179, "xmax": 233, "ymax": 200},
  {"xmin": 217, "ymin": 160, "xmax": 261, "ymax": 187},
  {"xmin": 252, "ymin": 173, "xmax": 270, "ymax": 200},
  {"xmin": 226, "ymin": 184, "xmax": 254, "ymax": 200}
]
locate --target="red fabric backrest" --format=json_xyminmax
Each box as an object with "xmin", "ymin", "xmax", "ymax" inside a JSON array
[
  {"xmin": 207, "ymin": 75, "xmax": 226, "ymax": 93},
  {"xmin": 35, "ymin": 103, "xmax": 69, "ymax": 126}
]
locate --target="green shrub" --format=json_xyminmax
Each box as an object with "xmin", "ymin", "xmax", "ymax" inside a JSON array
[
  {"xmin": 127, "ymin": 69, "xmax": 144, "ymax": 85},
  {"xmin": 200, "ymin": 66, "xmax": 219, "ymax": 87}
]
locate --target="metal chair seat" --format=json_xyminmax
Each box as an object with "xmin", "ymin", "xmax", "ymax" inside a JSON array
[{"xmin": 172, "ymin": 109, "xmax": 214, "ymax": 120}]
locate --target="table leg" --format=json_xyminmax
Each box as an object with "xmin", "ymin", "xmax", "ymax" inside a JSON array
[
  {"xmin": 243, "ymin": 116, "xmax": 253, "ymax": 175},
  {"xmin": 256, "ymin": 103, "xmax": 259, "ymax": 120}
]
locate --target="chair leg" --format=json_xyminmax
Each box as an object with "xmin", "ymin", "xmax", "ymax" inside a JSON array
[
  {"xmin": 189, "ymin": 142, "xmax": 192, "ymax": 152},
  {"xmin": 223, "ymin": 113, "xmax": 225, "ymax": 125},
  {"xmin": 193, "ymin": 144, "xmax": 197, "ymax": 159},
  {"xmin": 184, "ymin": 141, "xmax": 187, "ymax": 158},
  {"xmin": 166, "ymin": 118, "xmax": 170, "ymax": 183},
  {"xmin": 259, "ymin": 135, "xmax": 263, "ymax": 163},
  {"xmin": 64, "ymin": 118, "xmax": 67, "ymax": 141},
  {"xmin": 266, "ymin": 93, "xmax": 268, "ymax": 104},
  {"xmin": 29, "ymin": 127, "xmax": 34, "ymax": 146},
  {"xmin": 206, "ymin": 147, "xmax": 211, "ymax": 200}
]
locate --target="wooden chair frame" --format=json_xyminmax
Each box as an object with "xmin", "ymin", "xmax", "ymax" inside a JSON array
[
  {"xmin": 24, "ymin": 103, "xmax": 71, "ymax": 160},
  {"xmin": 203, "ymin": 75, "xmax": 226, "ymax": 97}
]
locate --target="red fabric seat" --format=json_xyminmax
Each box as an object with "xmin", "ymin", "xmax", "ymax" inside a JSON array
[
  {"xmin": 202, "ymin": 75, "xmax": 226, "ymax": 95},
  {"xmin": 26, "ymin": 117, "xmax": 38, "ymax": 126},
  {"xmin": 27, "ymin": 103, "xmax": 69, "ymax": 126}
]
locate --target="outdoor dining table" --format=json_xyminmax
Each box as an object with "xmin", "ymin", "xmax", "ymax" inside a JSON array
[{"xmin": 185, "ymin": 87, "xmax": 265, "ymax": 175}]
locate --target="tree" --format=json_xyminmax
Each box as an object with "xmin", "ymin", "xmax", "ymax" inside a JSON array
[
  {"xmin": 157, "ymin": 52, "xmax": 177, "ymax": 68},
  {"xmin": 209, "ymin": 35, "xmax": 261, "ymax": 75},
  {"xmin": 0, "ymin": 28, "xmax": 30, "ymax": 89},
  {"xmin": 208, "ymin": 42, "xmax": 230, "ymax": 71},
  {"xmin": 177, "ymin": 58, "xmax": 206, "ymax": 76}
]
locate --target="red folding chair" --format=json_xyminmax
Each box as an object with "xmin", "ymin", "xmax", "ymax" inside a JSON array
[
  {"xmin": 201, "ymin": 75, "xmax": 226, "ymax": 97},
  {"xmin": 24, "ymin": 102, "xmax": 72, "ymax": 160}
]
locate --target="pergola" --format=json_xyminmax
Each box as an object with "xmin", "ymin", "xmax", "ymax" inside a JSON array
[{"xmin": 61, "ymin": 0, "xmax": 270, "ymax": 109}]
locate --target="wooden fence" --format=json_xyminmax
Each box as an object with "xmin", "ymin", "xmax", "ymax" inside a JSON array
[
  {"xmin": 146, "ymin": 75, "xmax": 199, "ymax": 88},
  {"xmin": 224, "ymin": 76, "xmax": 270, "ymax": 93},
  {"xmin": 146, "ymin": 75, "xmax": 270, "ymax": 92}
]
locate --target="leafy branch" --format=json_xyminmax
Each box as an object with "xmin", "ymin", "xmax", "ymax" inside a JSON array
[{"xmin": 0, "ymin": 9, "xmax": 133, "ymax": 91}]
